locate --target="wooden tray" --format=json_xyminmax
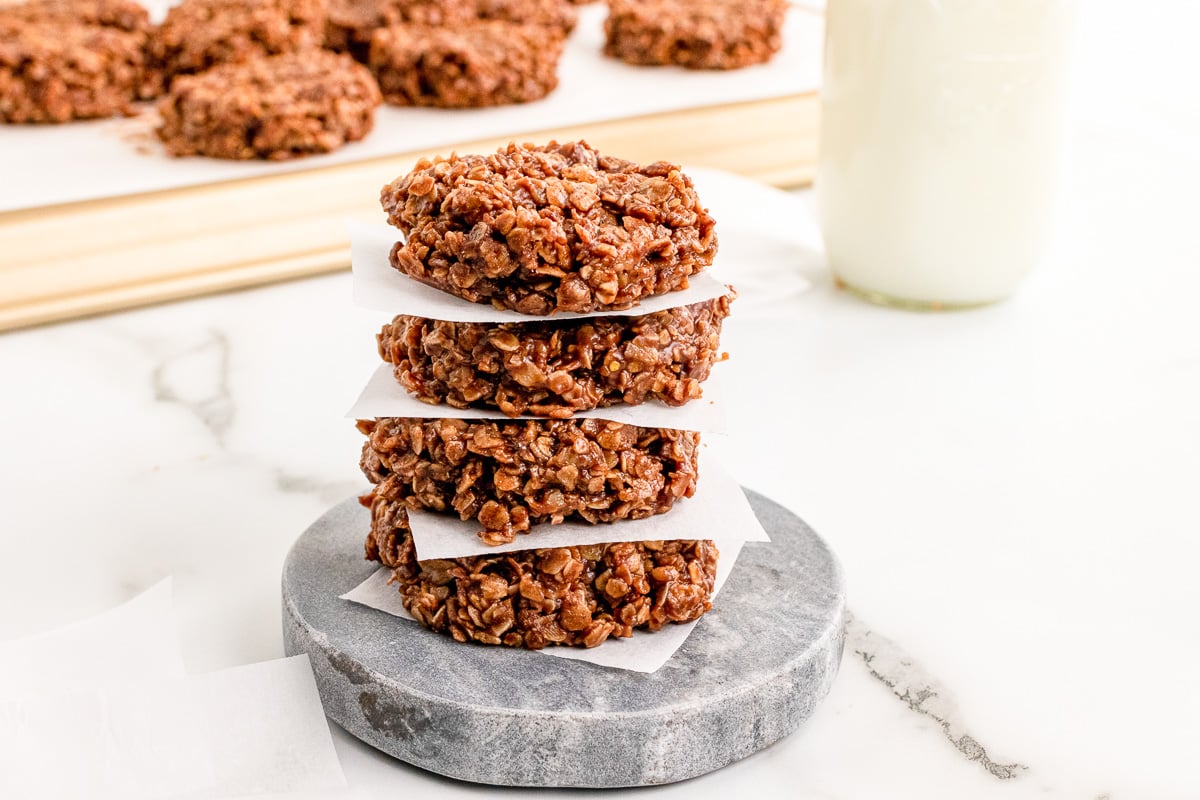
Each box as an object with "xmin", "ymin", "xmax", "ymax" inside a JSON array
[{"xmin": 0, "ymin": 93, "xmax": 817, "ymax": 332}]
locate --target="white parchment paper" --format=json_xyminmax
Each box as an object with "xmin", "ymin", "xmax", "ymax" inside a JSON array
[
  {"xmin": 189, "ymin": 657, "xmax": 346, "ymax": 797},
  {"xmin": 405, "ymin": 456, "xmax": 766, "ymax": 560},
  {"xmin": 1, "ymin": 675, "xmax": 216, "ymax": 799},
  {"xmin": 350, "ymin": 221, "xmax": 734, "ymax": 321},
  {"xmin": 0, "ymin": 583, "xmax": 346, "ymax": 800},
  {"xmin": 0, "ymin": 656, "xmax": 346, "ymax": 799},
  {"xmin": 0, "ymin": 6, "xmax": 822, "ymax": 213},
  {"xmin": 346, "ymin": 362, "xmax": 728, "ymax": 432},
  {"xmin": 0, "ymin": 578, "xmax": 184, "ymax": 701}
]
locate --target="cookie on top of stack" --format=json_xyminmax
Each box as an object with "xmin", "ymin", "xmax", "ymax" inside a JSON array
[{"xmin": 358, "ymin": 139, "xmax": 737, "ymax": 650}]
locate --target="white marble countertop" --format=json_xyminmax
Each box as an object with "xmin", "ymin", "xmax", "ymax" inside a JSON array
[{"xmin": 2, "ymin": 1, "xmax": 1197, "ymax": 797}]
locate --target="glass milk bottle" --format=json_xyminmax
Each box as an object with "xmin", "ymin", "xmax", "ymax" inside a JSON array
[{"xmin": 817, "ymin": 0, "xmax": 1077, "ymax": 309}]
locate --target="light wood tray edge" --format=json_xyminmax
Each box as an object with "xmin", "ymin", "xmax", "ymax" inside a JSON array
[{"xmin": 0, "ymin": 93, "xmax": 819, "ymax": 333}]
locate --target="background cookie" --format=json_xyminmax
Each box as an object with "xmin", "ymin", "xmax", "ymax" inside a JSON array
[
  {"xmin": 1, "ymin": 0, "xmax": 157, "ymax": 122},
  {"xmin": 2, "ymin": 0, "xmax": 151, "ymax": 33},
  {"xmin": 368, "ymin": 20, "xmax": 564, "ymax": 108},
  {"xmin": 472, "ymin": 0, "xmax": 575, "ymax": 33},
  {"xmin": 326, "ymin": 0, "xmax": 573, "ymax": 61},
  {"xmin": 156, "ymin": 50, "xmax": 381, "ymax": 160},
  {"xmin": 0, "ymin": 19, "xmax": 150, "ymax": 122},
  {"xmin": 604, "ymin": 0, "xmax": 786, "ymax": 70},
  {"xmin": 324, "ymin": 0, "xmax": 472, "ymax": 59},
  {"xmin": 150, "ymin": 0, "xmax": 329, "ymax": 87}
]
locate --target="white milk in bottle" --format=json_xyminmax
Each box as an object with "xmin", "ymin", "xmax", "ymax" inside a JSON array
[{"xmin": 817, "ymin": 0, "xmax": 1077, "ymax": 308}]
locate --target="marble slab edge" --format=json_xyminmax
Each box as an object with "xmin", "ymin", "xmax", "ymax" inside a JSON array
[{"xmin": 282, "ymin": 489, "xmax": 846, "ymax": 787}]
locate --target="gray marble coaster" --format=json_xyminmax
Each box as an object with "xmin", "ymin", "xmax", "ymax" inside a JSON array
[{"xmin": 282, "ymin": 490, "xmax": 846, "ymax": 788}]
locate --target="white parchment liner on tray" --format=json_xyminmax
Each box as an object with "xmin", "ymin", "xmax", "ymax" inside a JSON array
[
  {"xmin": 341, "ymin": 456, "xmax": 768, "ymax": 673},
  {"xmin": 0, "ymin": 7, "xmax": 822, "ymax": 213}
]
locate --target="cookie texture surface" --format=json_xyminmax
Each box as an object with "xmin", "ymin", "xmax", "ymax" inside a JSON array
[
  {"xmin": 325, "ymin": 0, "xmax": 471, "ymax": 57},
  {"xmin": 381, "ymin": 141, "xmax": 718, "ymax": 315},
  {"xmin": 604, "ymin": 0, "xmax": 786, "ymax": 70},
  {"xmin": 365, "ymin": 496, "xmax": 719, "ymax": 649},
  {"xmin": 156, "ymin": 50, "xmax": 381, "ymax": 160},
  {"xmin": 326, "ymin": 0, "xmax": 574, "ymax": 60},
  {"xmin": 1, "ymin": 0, "xmax": 151, "ymax": 32},
  {"xmin": 0, "ymin": 0, "xmax": 155, "ymax": 122},
  {"xmin": 472, "ymin": 0, "xmax": 575, "ymax": 31},
  {"xmin": 368, "ymin": 20, "xmax": 562, "ymax": 108},
  {"xmin": 378, "ymin": 295, "xmax": 733, "ymax": 417},
  {"xmin": 149, "ymin": 0, "xmax": 329, "ymax": 86},
  {"xmin": 358, "ymin": 417, "xmax": 701, "ymax": 545}
]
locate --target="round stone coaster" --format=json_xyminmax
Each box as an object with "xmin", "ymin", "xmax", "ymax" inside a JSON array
[{"xmin": 282, "ymin": 490, "xmax": 845, "ymax": 788}]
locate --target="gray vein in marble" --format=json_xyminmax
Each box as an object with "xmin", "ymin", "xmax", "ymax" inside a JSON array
[
  {"xmin": 110, "ymin": 325, "xmax": 358, "ymax": 503},
  {"xmin": 846, "ymin": 614, "xmax": 1027, "ymax": 781},
  {"xmin": 151, "ymin": 329, "xmax": 234, "ymax": 444}
]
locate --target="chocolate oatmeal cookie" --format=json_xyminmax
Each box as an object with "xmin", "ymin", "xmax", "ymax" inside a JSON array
[
  {"xmin": 380, "ymin": 141, "xmax": 718, "ymax": 315},
  {"xmin": 2, "ymin": 0, "xmax": 151, "ymax": 32},
  {"xmin": 0, "ymin": 0, "xmax": 155, "ymax": 122},
  {"xmin": 472, "ymin": 0, "xmax": 575, "ymax": 31},
  {"xmin": 324, "ymin": 0, "xmax": 471, "ymax": 58},
  {"xmin": 0, "ymin": 24, "xmax": 149, "ymax": 123},
  {"xmin": 365, "ymin": 495, "xmax": 719, "ymax": 648},
  {"xmin": 378, "ymin": 294, "xmax": 733, "ymax": 417},
  {"xmin": 156, "ymin": 50, "xmax": 381, "ymax": 160},
  {"xmin": 149, "ymin": 0, "xmax": 328, "ymax": 87},
  {"xmin": 369, "ymin": 20, "xmax": 563, "ymax": 108},
  {"xmin": 358, "ymin": 417, "xmax": 700, "ymax": 545},
  {"xmin": 326, "ymin": 0, "xmax": 574, "ymax": 61},
  {"xmin": 604, "ymin": 0, "xmax": 786, "ymax": 70}
]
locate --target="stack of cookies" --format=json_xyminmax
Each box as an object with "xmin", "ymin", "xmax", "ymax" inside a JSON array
[{"xmin": 357, "ymin": 139, "xmax": 740, "ymax": 650}]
